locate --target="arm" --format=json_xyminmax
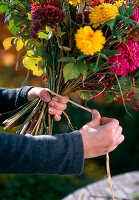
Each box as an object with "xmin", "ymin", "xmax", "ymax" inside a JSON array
[
  {"xmin": 0, "ymin": 87, "xmax": 33, "ymax": 124},
  {"xmin": 0, "ymin": 131, "xmax": 84, "ymax": 175}
]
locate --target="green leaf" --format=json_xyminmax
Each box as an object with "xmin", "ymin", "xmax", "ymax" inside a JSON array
[
  {"xmin": 38, "ymin": 32, "xmax": 48, "ymax": 39},
  {"xmin": 77, "ymin": 62, "xmax": 88, "ymax": 77},
  {"xmin": 115, "ymin": 76, "xmax": 133, "ymax": 95},
  {"xmin": 27, "ymin": 13, "xmax": 32, "ymax": 20},
  {"xmin": 119, "ymin": 3, "xmax": 134, "ymax": 17},
  {"xmin": 9, "ymin": 18, "xmax": 21, "ymax": 35},
  {"xmin": 135, "ymin": 70, "xmax": 139, "ymax": 78},
  {"xmin": 59, "ymin": 45, "xmax": 71, "ymax": 52},
  {"xmin": 63, "ymin": 63, "xmax": 80, "ymax": 82},
  {"xmin": 34, "ymin": 46, "xmax": 43, "ymax": 57},
  {"xmin": 106, "ymin": 19, "xmax": 116, "ymax": 31},
  {"xmin": 77, "ymin": 91, "xmax": 93, "ymax": 100},
  {"xmin": 58, "ymin": 57, "xmax": 75, "ymax": 64},
  {"xmin": 27, "ymin": 50, "xmax": 34, "ymax": 57},
  {"xmin": 88, "ymin": 62, "xmax": 100, "ymax": 72},
  {"xmin": 101, "ymin": 49, "xmax": 121, "ymax": 57},
  {"xmin": 77, "ymin": 54, "xmax": 88, "ymax": 61},
  {"xmin": 0, "ymin": 4, "xmax": 9, "ymax": 13},
  {"xmin": 106, "ymin": 93, "xmax": 115, "ymax": 103}
]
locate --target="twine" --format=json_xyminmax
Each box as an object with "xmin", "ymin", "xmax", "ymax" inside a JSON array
[{"xmin": 46, "ymin": 88, "xmax": 114, "ymax": 200}]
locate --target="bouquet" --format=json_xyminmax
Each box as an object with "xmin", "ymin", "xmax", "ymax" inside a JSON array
[{"xmin": 0, "ymin": 0, "xmax": 138, "ymax": 135}]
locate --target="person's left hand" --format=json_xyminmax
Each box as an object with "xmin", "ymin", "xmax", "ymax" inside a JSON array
[{"xmin": 27, "ymin": 87, "xmax": 69, "ymax": 121}]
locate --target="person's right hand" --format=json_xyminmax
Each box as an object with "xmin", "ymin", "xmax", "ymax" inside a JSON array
[{"xmin": 79, "ymin": 109, "xmax": 124, "ymax": 159}]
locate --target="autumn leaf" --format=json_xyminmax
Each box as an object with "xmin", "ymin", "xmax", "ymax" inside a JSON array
[
  {"xmin": 3, "ymin": 37, "xmax": 16, "ymax": 51},
  {"xmin": 16, "ymin": 39, "xmax": 24, "ymax": 51}
]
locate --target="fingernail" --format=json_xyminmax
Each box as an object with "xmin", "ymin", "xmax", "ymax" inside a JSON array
[
  {"xmin": 42, "ymin": 95, "xmax": 50, "ymax": 102},
  {"xmin": 48, "ymin": 107, "xmax": 53, "ymax": 113},
  {"xmin": 49, "ymin": 102, "xmax": 54, "ymax": 106},
  {"xmin": 52, "ymin": 97, "xmax": 59, "ymax": 102},
  {"xmin": 92, "ymin": 109, "xmax": 97, "ymax": 117}
]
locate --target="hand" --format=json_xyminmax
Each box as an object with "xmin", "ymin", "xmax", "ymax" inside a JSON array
[
  {"xmin": 79, "ymin": 109, "xmax": 124, "ymax": 159},
  {"xmin": 27, "ymin": 87, "xmax": 69, "ymax": 121}
]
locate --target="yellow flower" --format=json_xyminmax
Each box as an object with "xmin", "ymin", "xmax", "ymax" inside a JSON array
[
  {"xmin": 114, "ymin": 0, "xmax": 126, "ymax": 8},
  {"xmin": 69, "ymin": 0, "xmax": 92, "ymax": 7},
  {"xmin": 69, "ymin": 0, "xmax": 80, "ymax": 6},
  {"xmin": 75, "ymin": 26, "xmax": 106, "ymax": 55},
  {"xmin": 89, "ymin": 3, "xmax": 119, "ymax": 28}
]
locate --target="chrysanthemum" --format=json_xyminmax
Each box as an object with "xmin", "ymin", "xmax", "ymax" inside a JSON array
[
  {"xmin": 69, "ymin": 0, "xmax": 80, "ymax": 7},
  {"xmin": 131, "ymin": 7, "xmax": 139, "ymax": 23},
  {"xmin": 89, "ymin": 3, "xmax": 119, "ymax": 28},
  {"xmin": 75, "ymin": 26, "xmax": 106, "ymax": 55},
  {"xmin": 31, "ymin": 1, "xmax": 61, "ymax": 15},
  {"xmin": 30, "ymin": 5, "xmax": 65, "ymax": 39},
  {"xmin": 109, "ymin": 39, "xmax": 139, "ymax": 76}
]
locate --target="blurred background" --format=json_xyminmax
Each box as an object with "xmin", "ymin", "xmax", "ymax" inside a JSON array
[{"xmin": 0, "ymin": 12, "xmax": 139, "ymax": 200}]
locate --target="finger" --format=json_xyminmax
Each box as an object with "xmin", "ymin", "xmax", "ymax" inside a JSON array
[
  {"xmin": 48, "ymin": 107, "xmax": 63, "ymax": 116},
  {"xmin": 53, "ymin": 114, "xmax": 61, "ymax": 121},
  {"xmin": 101, "ymin": 117, "xmax": 119, "ymax": 128},
  {"xmin": 38, "ymin": 88, "xmax": 51, "ymax": 102},
  {"xmin": 48, "ymin": 100, "xmax": 67, "ymax": 111},
  {"xmin": 52, "ymin": 95, "xmax": 69, "ymax": 104},
  {"xmin": 86, "ymin": 109, "xmax": 101, "ymax": 128}
]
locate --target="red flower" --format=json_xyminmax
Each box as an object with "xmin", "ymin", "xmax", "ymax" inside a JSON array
[
  {"xmin": 76, "ymin": 11, "xmax": 90, "ymax": 25},
  {"xmin": 31, "ymin": 1, "xmax": 61, "ymax": 15},
  {"xmin": 30, "ymin": 5, "xmax": 65, "ymax": 39}
]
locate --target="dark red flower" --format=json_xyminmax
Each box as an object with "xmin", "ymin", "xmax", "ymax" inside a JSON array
[
  {"xmin": 30, "ymin": 5, "xmax": 65, "ymax": 39},
  {"xmin": 76, "ymin": 11, "xmax": 90, "ymax": 25},
  {"xmin": 31, "ymin": 0, "xmax": 61, "ymax": 15}
]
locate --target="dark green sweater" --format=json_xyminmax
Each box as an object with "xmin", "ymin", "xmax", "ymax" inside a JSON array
[{"xmin": 0, "ymin": 87, "xmax": 84, "ymax": 175}]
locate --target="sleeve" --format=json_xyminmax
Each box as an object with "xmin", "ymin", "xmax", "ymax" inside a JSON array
[
  {"xmin": 0, "ymin": 131, "xmax": 84, "ymax": 175},
  {"xmin": 0, "ymin": 86, "xmax": 33, "ymax": 124}
]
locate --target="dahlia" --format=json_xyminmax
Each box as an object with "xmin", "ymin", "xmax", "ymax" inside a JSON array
[
  {"xmin": 31, "ymin": 1, "xmax": 61, "ymax": 15},
  {"xmin": 30, "ymin": 6, "xmax": 65, "ymax": 39},
  {"xmin": 75, "ymin": 26, "xmax": 106, "ymax": 55},
  {"xmin": 109, "ymin": 39, "xmax": 139, "ymax": 76},
  {"xmin": 89, "ymin": 3, "xmax": 119, "ymax": 28}
]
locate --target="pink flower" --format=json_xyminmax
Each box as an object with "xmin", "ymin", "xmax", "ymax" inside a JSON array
[
  {"xmin": 108, "ymin": 39, "xmax": 139, "ymax": 76},
  {"xmin": 131, "ymin": 8, "xmax": 139, "ymax": 23}
]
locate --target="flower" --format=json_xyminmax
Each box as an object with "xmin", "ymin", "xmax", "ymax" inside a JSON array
[
  {"xmin": 30, "ymin": 5, "xmax": 65, "ymax": 39},
  {"xmin": 131, "ymin": 7, "xmax": 139, "ymax": 23},
  {"xmin": 89, "ymin": 3, "xmax": 119, "ymax": 28},
  {"xmin": 69, "ymin": 0, "xmax": 80, "ymax": 6},
  {"xmin": 108, "ymin": 39, "xmax": 139, "ymax": 76},
  {"xmin": 31, "ymin": 1, "xmax": 61, "ymax": 15},
  {"xmin": 76, "ymin": 11, "xmax": 90, "ymax": 25},
  {"xmin": 75, "ymin": 26, "xmax": 106, "ymax": 55}
]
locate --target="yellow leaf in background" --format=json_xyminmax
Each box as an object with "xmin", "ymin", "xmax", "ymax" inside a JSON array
[
  {"xmin": 23, "ymin": 55, "xmax": 43, "ymax": 76},
  {"xmin": 16, "ymin": 39, "xmax": 24, "ymax": 51},
  {"xmin": 33, "ymin": 68, "xmax": 43, "ymax": 76},
  {"xmin": 3, "ymin": 37, "xmax": 16, "ymax": 51}
]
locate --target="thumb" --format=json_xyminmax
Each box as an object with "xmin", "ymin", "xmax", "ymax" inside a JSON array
[{"xmin": 87, "ymin": 109, "xmax": 101, "ymax": 128}]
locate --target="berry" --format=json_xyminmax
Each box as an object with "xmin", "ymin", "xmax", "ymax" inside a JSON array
[
  {"xmin": 105, "ymin": 82, "xmax": 109, "ymax": 86},
  {"xmin": 125, "ymin": 6, "xmax": 129, "ymax": 9},
  {"xmin": 110, "ymin": 77, "xmax": 114, "ymax": 81},
  {"xmin": 122, "ymin": 38, "xmax": 126, "ymax": 42},
  {"xmin": 99, "ymin": 81, "xmax": 103, "ymax": 85},
  {"xmin": 133, "ymin": 31, "xmax": 138, "ymax": 36},
  {"xmin": 103, "ymin": 93, "xmax": 106, "ymax": 97},
  {"xmin": 121, "ymin": 29, "xmax": 124, "ymax": 33},
  {"xmin": 126, "ymin": 98, "xmax": 130, "ymax": 103},
  {"xmin": 129, "ymin": 28, "xmax": 132, "ymax": 32},
  {"xmin": 128, "ymin": 34, "xmax": 132, "ymax": 39},
  {"xmin": 114, "ymin": 98, "xmax": 118, "ymax": 102}
]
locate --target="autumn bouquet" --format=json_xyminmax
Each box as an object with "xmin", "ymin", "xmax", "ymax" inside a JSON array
[{"xmin": 0, "ymin": 0, "xmax": 139, "ymax": 136}]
